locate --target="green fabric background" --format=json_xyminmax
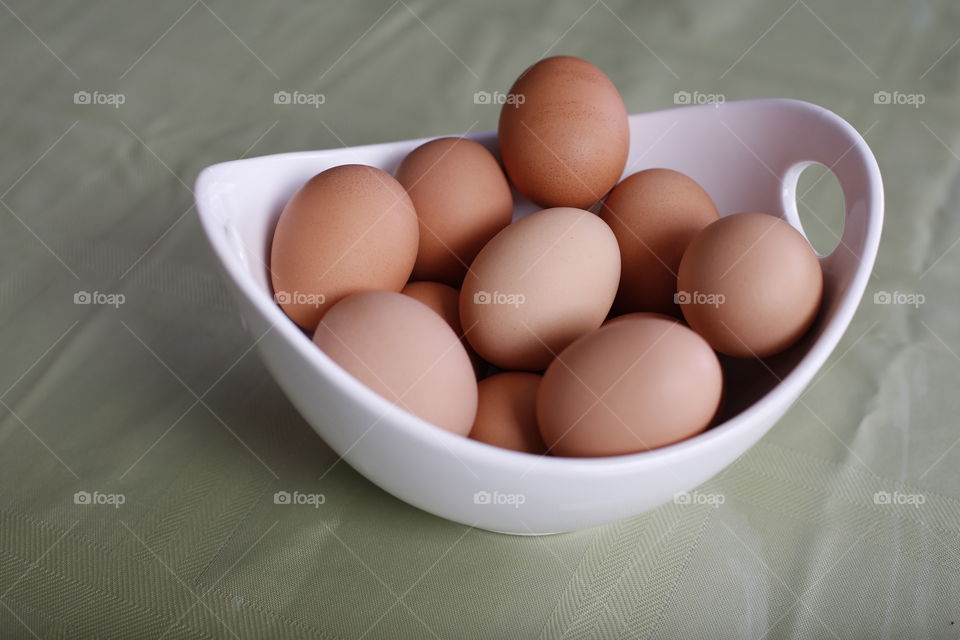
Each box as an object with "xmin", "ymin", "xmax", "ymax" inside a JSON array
[{"xmin": 1, "ymin": 1, "xmax": 958, "ymax": 638}]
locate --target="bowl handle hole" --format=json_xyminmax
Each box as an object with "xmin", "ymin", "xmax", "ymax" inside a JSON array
[{"xmin": 781, "ymin": 161, "xmax": 846, "ymax": 258}]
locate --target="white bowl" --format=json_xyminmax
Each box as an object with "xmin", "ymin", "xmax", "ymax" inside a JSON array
[{"xmin": 195, "ymin": 98, "xmax": 882, "ymax": 535}]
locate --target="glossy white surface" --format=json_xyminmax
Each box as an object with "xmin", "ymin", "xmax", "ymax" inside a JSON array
[{"xmin": 195, "ymin": 99, "xmax": 883, "ymax": 534}]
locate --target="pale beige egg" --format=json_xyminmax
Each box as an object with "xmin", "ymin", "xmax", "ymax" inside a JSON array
[
  {"xmin": 460, "ymin": 207, "xmax": 621, "ymax": 371},
  {"xmin": 537, "ymin": 314, "xmax": 722, "ymax": 457},
  {"xmin": 402, "ymin": 280, "xmax": 484, "ymax": 377},
  {"xmin": 313, "ymin": 291, "xmax": 477, "ymax": 436},
  {"xmin": 678, "ymin": 212, "xmax": 823, "ymax": 358}
]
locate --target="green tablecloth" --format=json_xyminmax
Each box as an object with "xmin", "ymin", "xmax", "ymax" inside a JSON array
[{"xmin": 1, "ymin": 1, "xmax": 958, "ymax": 638}]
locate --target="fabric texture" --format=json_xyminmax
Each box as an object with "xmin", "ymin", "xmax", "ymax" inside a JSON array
[{"xmin": 0, "ymin": 1, "xmax": 957, "ymax": 638}]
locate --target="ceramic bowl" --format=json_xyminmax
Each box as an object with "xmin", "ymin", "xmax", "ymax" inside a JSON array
[{"xmin": 195, "ymin": 99, "xmax": 883, "ymax": 534}]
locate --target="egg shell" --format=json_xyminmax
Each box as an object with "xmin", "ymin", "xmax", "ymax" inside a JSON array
[
  {"xmin": 677, "ymin": 212, "xmax": 823, "ymax": 358},
  {"xmin": 401, "ymin": 280, "xmax": 484, "ymax": 377},
  {"xmin": 469, "ymin": 372, "xmax": 546, "ymax": 454},
  {"xmin": 460, "ymin": 207, "xmax": 621, "ymax": 371},
  {"xmin": 313, "ymin": 290, "xmax": 477, "ymax": 436},
  {"xmin": 498, "ymin": 56, "xmax": 629, "ymax": 209},
  {"xmin": 600, "ymin": 169, "xmax": 719, "ymax": 316},
  {"xmin": 603, "ymin": 311, "xmax": 678, "ymax": 327},
  {"xmin": 537, "ymin": 315, "xmax": 723, "ymax": 457},
  {"xmin": 270, "ymin": 164, "xmax": 418, "ymax": 330},
  {"xmin": 396, "ymin": 137, "xmax": 513, "ymax": 286}
]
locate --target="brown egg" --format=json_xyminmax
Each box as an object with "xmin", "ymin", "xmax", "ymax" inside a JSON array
[
  {"xmin": 271, "ymin": 165, "xmax": 418, "ymax": 330},
  {"xmin": 469, "ymin": 372, "xmax": 546, "ymax": 454},
  {"xmin": 313, "ymin": 291, "xmax": 477, "ymax": 436},
  {"xmin": 401, "ymin": 281, "xmax": 484, "ymax": 377},
  {"xmin": 678, "ymin": 212, "xmax": 823, "ymax": 358},
  {"xmin": 600, "ymin": 169, "xmax": 719, "ymax": 315},
  {"xmin": 498, "ymin": 56, "xmax": 629, "ymax": 209},
  {"xmin": 603, "ymin": 311, "xmax": 678, "ymax": 327},
  {"xmin": 396, "ymin": 137, "xmax": 513, "ymax": 286},
  {"xmin": 537, "ymin": 315, "xmax": 722, "ymax": 457},
  {"xmin": 460, "ymin": 207, "xmax": 621, "ymax": 371}
]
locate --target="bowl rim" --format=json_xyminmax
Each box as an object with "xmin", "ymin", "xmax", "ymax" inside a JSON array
[{"xmin": 194, "ymin": 97, "xmax": 884, "ymax": 477}]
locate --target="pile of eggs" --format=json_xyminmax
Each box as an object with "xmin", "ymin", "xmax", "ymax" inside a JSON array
[{"xmin": 270, "ymin": 56, "xmax": 823, "ymax": 458}]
